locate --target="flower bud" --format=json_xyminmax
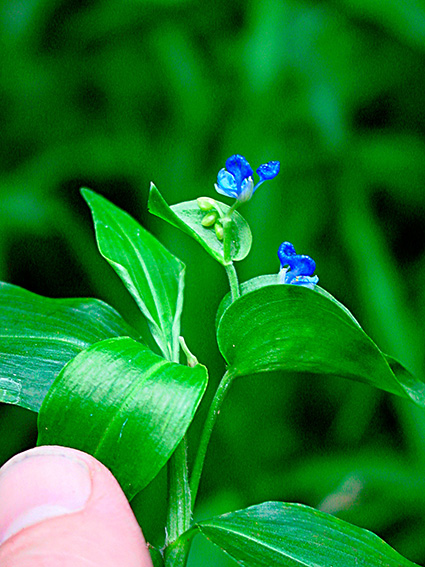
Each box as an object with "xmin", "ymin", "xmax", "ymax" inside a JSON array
[
  {"xmin": 201, "ymin": 212, "xmax": 218, "ymax": 227},
  {"xmin": 197, "ymin": 197, "xmax": 216, "ymax": 211},
  {"xmin": 215, "ymin": 222, "xmax": 224, "ymax": 241}
]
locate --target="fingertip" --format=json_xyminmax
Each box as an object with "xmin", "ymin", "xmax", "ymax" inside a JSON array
[
  {"xmin": 0, "ymin": 446, "xmax": 153, "ymax": 567},
  {"xmin": 0, "ymin": 446, "xmax": 92, "ymax": 545}
]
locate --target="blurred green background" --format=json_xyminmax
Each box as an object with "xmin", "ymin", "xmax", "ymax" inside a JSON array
[{"xmin": 1, "ymin": 0, "xmax": 425, "ymax": 564}]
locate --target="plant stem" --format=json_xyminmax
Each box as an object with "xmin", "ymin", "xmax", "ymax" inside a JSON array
[
  {"xmin": 164, "ymin": 199, "xmax": 240, "ymax": 562},
  {"xmin": 166, "ymin": 438, "xmax": 192, "ymax": 546},
  {"xmin": 165, "ymin": 343, "xmax": 192, "ymax": 564},
  {"xmin": 225, "ymin": 262, "xmax": 240, "ymax": 301},
  {"xmin": 222, "ymin": 216, "xmax": 233, "ymax": 265},
  {"xmin": 220, "ymin": 203, "xmax": 241, "ymax": 301},
  {"xmin": 221, "ymin": 204, "xmax": 239, "ymax": 263},
  {"xmin": 189, "ymin": 370, "xmax": 235, "ymax": 507}
]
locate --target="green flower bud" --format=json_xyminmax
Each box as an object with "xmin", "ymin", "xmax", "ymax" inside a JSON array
[
  {"xmin": 201, "ymin": 212, "xmax": 218, "ymax": 227},
  {"xmin": 197, "ymin": 197, "xmax": 216, "ymax": 211},
  {"xmin": 215, "ymin": 221, "xmax": 224, "ymax": 241}
]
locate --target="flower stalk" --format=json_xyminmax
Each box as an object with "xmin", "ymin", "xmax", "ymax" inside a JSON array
[{"xmin": 190, "ymin": 370, "xmax": 236, "ymax": 508}]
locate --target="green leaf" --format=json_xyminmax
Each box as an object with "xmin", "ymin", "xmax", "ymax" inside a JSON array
[
  {"xmin": 216, "ymin": 276, "xmax": 362, "ymax": 329},
  {"xmin": 37, "ymin": 336, "xmax": 208, "ymax": 499},
  {"xmin": 197, "ymin": 501, "xmax": 419, "ymax": 567},
  {"xmin": 384, "ymin": 354, "xmax": 425, "ymax": 407},
  {"xmin": 148, "ymin": 184, "xmax": 252, "ymax": 264},
  {"xmin": 82, "ymin": 188, "xmax": 185, "ymax": 360},
  {"xmin": 216, "ymin": 282, "xmax": 425, "ymax": 405},
  {"xmin": 148, "ymin": 546, "xmax": 164, "ymax": 567},
  {"xmin": 215, "ymin": 274, "xmax": 279, "ymax": 325},
  {"xmin": 164, "ymin": 525, "xmax": 198, "ymax": 566},
  {"xmin": 0, "ymin": 282, "xmax": 139, "ymax": 412}
]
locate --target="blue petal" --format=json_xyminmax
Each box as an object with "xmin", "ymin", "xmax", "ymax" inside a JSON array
[
  {"xmin": 215, "ymin": 168, "xmax": 239, "ymax": 198},
  {"xmin": 290, "ymin": 255, "xmax": 316, "ymax": 277},
  {"xmin": 257, "ymin": 161, "xmax": 280, "ymax": 181},
  {"xmin": 278, "ymin": 243, "xmax": 316, "ymax": 276},
  {"xmin": 277, "ymin": 242, "xmax": 297, "ymax": 267},
  {"xmin": 217, "ymin": 168, "xmax": 237, "ymax": 190},
  {"xmin": 225, "ymin": 155, "xmax": 253, "ymax": 188},
  {"xmin": 278, "ymin": 241, "xmax": 318, "ymax": 287}
]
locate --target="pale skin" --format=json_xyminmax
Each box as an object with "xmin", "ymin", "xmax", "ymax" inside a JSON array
[{"xmin": 0, "ymin": 446, "xmax": 153, "ymax": 567}]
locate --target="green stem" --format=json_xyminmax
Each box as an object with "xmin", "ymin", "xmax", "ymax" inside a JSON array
[
  {"xmin": 221, "ymin": 200, "xmax": 239, "ymax": 265},
  {"xmin": 225, "ymin": 262, "xmax": 240, "ymax": 301},
  {"xmin": 215, "ymin": 199, "xmax": 241, "ymax": 301},
  {"xmin": 165, "ymin": 343, "xmax": 191, "ymax": 564},
  {"xmin": 190, "ymin": 370, "xmax": 235, "ymax": 507},
  {"xmin": 227, "ymin": 199, "xmax": 240, "ymax": 216},
  {"xmin": 222, "ymin": 216, "xmax": 233, "ymax": 265},
  {"xmin": 166, "ymin": 438, "xmax": 192, "ymax": 547}
]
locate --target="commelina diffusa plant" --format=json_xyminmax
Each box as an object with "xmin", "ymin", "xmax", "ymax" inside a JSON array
[{"xmin": 1, "ymin": 154, "xmax": 424, "ymax": 566}]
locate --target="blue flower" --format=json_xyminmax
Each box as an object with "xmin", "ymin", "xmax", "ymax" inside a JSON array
[
  {"xmin": 278, "ymin": 241, "xmax": 319, "ymax": 289},
  {"xmin": 215, "ymin": 154, "xmax": 280, "ymax": 202}
]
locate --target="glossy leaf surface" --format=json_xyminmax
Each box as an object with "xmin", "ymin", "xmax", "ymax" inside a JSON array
[
  {"xmin": 82, "ymin": 188, "xmax": 185, "ymax": 360},
  {"xmin": 38, "ymin": 337, "xmax": 208, "ymax": 499},
  {"xmin": 148, "ymin": 184, "xmax": 252, "ymax": 264},
  {"xmin": 0, "ymin": 282, "xmax": 138, "ymax": 412},
  {"xmin": 197, "ymin": 501, "xmax": 418, "ymax": 567},
  {"xmin": 216, "ymin": 283, "xmax": 424, "ymax": 405}
]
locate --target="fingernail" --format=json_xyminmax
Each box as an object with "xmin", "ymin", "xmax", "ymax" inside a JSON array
[{"xmin": 0, "ymin": 447, "xmax": 92, "ymax": 545}]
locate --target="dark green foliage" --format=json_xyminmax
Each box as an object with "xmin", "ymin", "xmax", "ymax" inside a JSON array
[{"xmin": 1, "ymin": 0, "xmax": 425, "ymax": 564}]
